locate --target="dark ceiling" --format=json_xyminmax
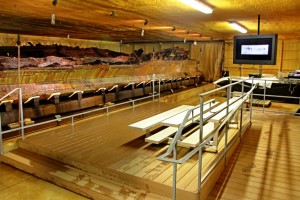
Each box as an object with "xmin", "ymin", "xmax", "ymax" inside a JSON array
[{"xmin": 0, "ymin": 0, "xmax": 299, "ymax": 43}]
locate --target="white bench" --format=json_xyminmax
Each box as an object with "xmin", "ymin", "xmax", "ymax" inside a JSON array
[
  {"xmin": 129, "ymin": 105, "xmax": 193, "ymax": 135},
  {"xmin": 178, "ymin": 122, "xmax": 215, "ymax": 148},
  {"xmin": 144, "ymin": 100, "xmax": 218, "ymax": 144},
  {"xmin": 204, "ymin": 97, "xmax": 244, "ymax": 149},
  {"xmin": 161, "ymin": 101, "xmax": 219, "ymax": 127},
  {"xmin": 145, "ymin": 126, "xmax": 178, "ymax": 144}
]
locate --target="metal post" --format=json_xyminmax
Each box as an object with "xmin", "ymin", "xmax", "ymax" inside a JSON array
[
  {"xmin": 250, "ymin": 78, "xmax": 254, "ymax": 123},
  {"xmin": 239, "ymin": 81, "xmax": 244, "ymax": 140},
  {"xmin": 172, "ymin": 146, "xmax": 177, "ymax": 200},
  {"xmin": 19, "ymin": 89, "xmax": 24, "ymax": 140},
  {"xmin": 197, "ymin": 95, "xmax": 204, "ymax": 196},
  {"xmin": 198, "ymin": 145, "xmax": 203, "ymax": 199},
  {"xmin": 0, "ymin": 113, "xmax": 2, "ymax": 154},
  {"xmin": 224, "ymin": 121, "xmax": 228, "ymax": 165},
  {"xmin": 152, "ymin": 74, "xmax": 155, "ymax": 102},
  {"xmin": 158, "ymin": 77, "xmax": 161, "ymax": 102},
  {"xmin": 263, "ymin": 80, "xmax": 267, "ymax": 113},
  {"xmin": 71, "ymin": 116, "xmax": 74, "ymax": 126}
]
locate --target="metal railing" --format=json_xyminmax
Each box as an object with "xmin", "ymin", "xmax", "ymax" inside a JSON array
[
  {"xmin": 0, "ymin": 75, "xmax": 161, "ymax": 154},
  {"xmin": 158, "ymin": 79, "xmax": 257, "ymax": 200},
  {"xmin": 248, "ymin": 78, "xmax": 300, "ymax": 115}
]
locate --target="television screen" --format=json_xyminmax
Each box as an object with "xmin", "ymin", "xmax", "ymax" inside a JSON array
[{"xmin": 233, "ymin": 34, "xmax": 278, "ymax": 65}]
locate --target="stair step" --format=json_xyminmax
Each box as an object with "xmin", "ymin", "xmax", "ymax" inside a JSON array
[{"xmin": 0, "ymin": 148, "xmax": 168, "ymax": 200}]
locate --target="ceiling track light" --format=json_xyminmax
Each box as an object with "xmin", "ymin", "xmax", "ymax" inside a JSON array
[
  {"xmin": 52, "ymin": 0, "xmax": 57, "ymax": 6},
  {"xmin": 110, "ymin": 11, "xmax": 115, "ymax": 17},
  {"xmin": 179, "ymin": 0, "xmax": 213, "ymax": 14},
  {"xmin": 229, "ymin": 22, "xmax": 247, "ymax": 33},
  {"xmin": 50, "ymin": 13, "xmax": 55, "ymax": 25},
  {"xmin": 144, "ymin": 19, "xmax": 148, "ymax": 26},
  {"xmin": 141, "ymin": 29, "xmax": 144, "ymax": 36},
  {"xmin": 172, "ymin": 27, "xmax": 176, "ymax": 31}
]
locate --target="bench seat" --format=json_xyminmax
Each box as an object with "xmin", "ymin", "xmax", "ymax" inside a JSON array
[
  {"xmin": 129, "ymin": 105, "xmax": 193, "ymax": 131},
  {"xmin": 145, "ymin": 126, "xmax": 178, "ymax": 144},
  {"xmin": 161, "ymin": 101, "xmax": 219, "ymax": 127},
  {"xmin": 178, "ymin": 122, "xmax": 215, "ymax": 148}
]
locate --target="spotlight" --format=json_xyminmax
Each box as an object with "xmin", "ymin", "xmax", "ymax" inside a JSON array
[
  {"xmin": 144, "ymin": 19, "xmax": 148, "ymax": 26},
  {"xmin": 110, "ymin": 11, "xmax": 115, "ymax": 17},
  {"xmin": 141, "ymin": 29, "xmax": 144, "ymax": 36},
  {"xmin": 50, "ymin": 13, "xmax": 55, "ymax": 25},
  {"xmin": 184, "ymin": 37, "xmax": 187, "ymax": 43},
  {"xmin": 172, "ymin": 27, "xmax": 176, "ymax": 31},
  {"xmin": 194, "ymin": 40, "xmax": 197, "ymax": 45},
  {"xmin": 52, "ymin": 0, "xmax": 57, "ymax": 6}
]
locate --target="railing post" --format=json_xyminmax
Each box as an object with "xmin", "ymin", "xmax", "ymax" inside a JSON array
[
  {"xmin": 0, "ymin": 113, "xmax": 3, "ymax": 154},
  {"xmin": 263, "ymin": 80, "xmax": 267, "ymax": 113},
  {"xmin": 198, "ymin": 95, "xmax": 204, "ymax": 198},
  {"xmin": 172, "ymin": 147, "xmax": 177, "ymax": 200},
  {"xmin": 158, "ymin": 77, "xmax": 161, "ymax": 102},
  {"xmin": 250, "ymin": 78, "xmax": 254, "ymax": 123},
  {"xmin": 71, "ymin": 116, "xmax": 74, "ymax": 126},
  {"xmin": 239, "ymin": 81, "xmax": 244, "ymax": 140},
  {"xmin": 152, "ymin": 74, "xmax": 155, "ymax": 102},
  {"xmin": 19, "ymin": 88, "xmax": 25, "ymax": 140}
]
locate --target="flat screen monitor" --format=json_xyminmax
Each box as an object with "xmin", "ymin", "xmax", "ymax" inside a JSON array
[{"xmin": 233, "ymin": 34, "xmax": 278, "ymax": 65}]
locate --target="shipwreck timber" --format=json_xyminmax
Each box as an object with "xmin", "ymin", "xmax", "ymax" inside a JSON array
[{"xmin": 0, "ymin": 46, "xmax": 204, "ymax": 127}]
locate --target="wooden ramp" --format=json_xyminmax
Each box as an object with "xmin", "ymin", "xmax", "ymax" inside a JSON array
[
  {"xmin": 208, "ymin": 111, "xmax": 300, "ymax": 200},
  {"xmin": 0, "ymin": 100, "xmax": 248, "ymax": 200}
]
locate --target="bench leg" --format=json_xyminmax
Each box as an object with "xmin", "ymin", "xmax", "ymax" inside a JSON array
[{"xmin": 146, "ymin": 129, "xmax": 151, "ymax": 137}]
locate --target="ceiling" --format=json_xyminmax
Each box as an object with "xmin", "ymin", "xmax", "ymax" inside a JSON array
[{"xmin": 0, "ymin": 0, "xmax": 299, "ymax": 43}]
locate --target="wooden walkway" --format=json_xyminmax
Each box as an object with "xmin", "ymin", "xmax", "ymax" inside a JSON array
[
  {"xmin": 208, "ymin": 110, "xmax": 300, "ymax": 200},
  {"xmin": 1, "ymin": 86, "xmax": 299, "ymax": 200}
]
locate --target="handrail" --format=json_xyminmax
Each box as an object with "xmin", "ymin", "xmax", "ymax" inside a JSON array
[
  {"xmin": 0, "ymin": 88, "xmax": 24, "ymax": 154},
  {"xmin": 0, "ymin": 74, "xmax": 161, "ymax": 154},
  {"xmin": 158, "ymin": 80, "xmax": 257, "ymax": 200}
]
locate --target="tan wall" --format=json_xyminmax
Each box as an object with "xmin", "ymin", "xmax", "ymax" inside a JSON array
[
  {"xmin": 0, "ymin": 33, "xmax": 120, "ymax": 51},
  {"xmin": 224, "ymin": 38, "xmax": 300, "ymax": 77}
]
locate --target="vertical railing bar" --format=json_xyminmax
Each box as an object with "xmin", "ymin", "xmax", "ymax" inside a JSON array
[
  {"xmin": 0, "ymin": 113, "xmax": 2, "ymax": 154},
  {"xmin": 172, "ymin": 146, "xmax": 177, "ymax": 200},
  {"xmin": 19, "ymin": 88, "xmax": 25, "ymax": 140},
  {"xmin": 198, "ymin": 95, "xmax": 204, "ymax": 197},
  {"xmin": 263, "ymin": 80, "xmax": 267, "ymax": 113}
]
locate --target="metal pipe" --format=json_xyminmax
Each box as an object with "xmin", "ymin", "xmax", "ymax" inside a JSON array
[
  {"xmin": 0, "ymin": 113, "xmax": 2, "ymax": 154},
  {"xmin": 172, "ymin": 146, "xmax": 177, "ymax": 200},
  {"xmin": 197, "ymin": 95, "xmax": 204, "ymax": 192},
  {"xmin": 19, "ymin": 88, "xmax": 24, "ymax": 140}
]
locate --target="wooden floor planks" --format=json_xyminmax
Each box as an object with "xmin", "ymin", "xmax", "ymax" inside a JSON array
[
  {"xmin": 207, "ymin": 110, "xmax": 300, "ymax": 200},
  {"xmin": 9, "ymin": 96, "xmax": 300, "ymax": 200}
]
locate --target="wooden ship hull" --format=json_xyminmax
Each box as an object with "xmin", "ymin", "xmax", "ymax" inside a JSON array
[{"xmin": 0, "ymin": 46, "xmax": 204, "ymax": 127}]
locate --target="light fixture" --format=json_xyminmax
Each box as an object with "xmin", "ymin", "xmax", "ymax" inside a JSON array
[
  {"xmin": 229, "ymin": 22, "xmax": 247, "ymax": 33},
  {"xmin": 179, "ymin": 0, "xmax": 213, "ymax": 14},
  {"xmin": 194, "ymin": 40, "xmax": 197, "ymax": 45},
  {"xmin": 172, "ymin": 27, "xmax": 176, "ymax": 31},
  {"xmin": 184, "ymin": 37, "xmax": 187, "ymax": 43},
  {"xmin": 141, "ymin": 29, "xmax": 144, "ymax": 36},
  {"xmin": 52, "ymin": 0, "xmax": 57, "ymax": 6},
  {"xmin": 50, "ymin": 13, "xmax": 55, "ymax": 25},
  {"xmin": 110, "ymin": 11, "xmax": 115, "ymax": 17},
  {"xmin": 144, "ymin": 19, "xmax": 148, "ymax": 26}
]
